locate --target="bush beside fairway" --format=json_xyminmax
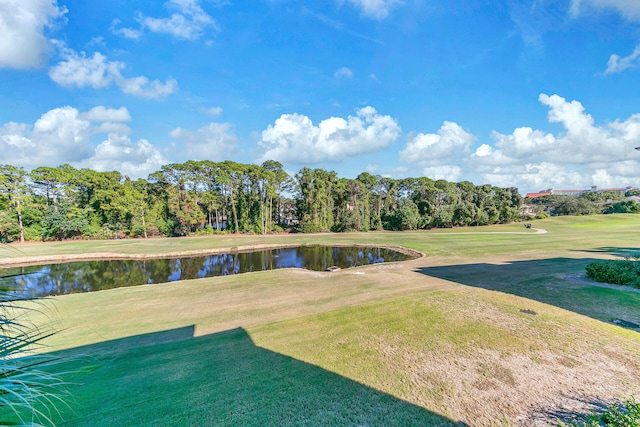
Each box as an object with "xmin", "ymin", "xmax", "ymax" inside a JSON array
[{"xmin": 1, "ymin": 214, "xmax": 639, "ymax": 426}]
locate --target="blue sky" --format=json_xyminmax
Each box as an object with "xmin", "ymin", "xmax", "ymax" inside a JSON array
[{"xmin": 1, "ymin": 0, "xmax": 640, "ymax": 194}]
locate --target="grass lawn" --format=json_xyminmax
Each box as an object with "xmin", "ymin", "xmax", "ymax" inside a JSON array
[{"xmin": 1, "ymin": 214, "xmax": 639, "ymax": 426}]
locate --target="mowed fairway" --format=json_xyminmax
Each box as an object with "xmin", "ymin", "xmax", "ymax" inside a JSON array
[{"xmin": 2, "ymin": 215, "xmax": 640, "ymax": 426}]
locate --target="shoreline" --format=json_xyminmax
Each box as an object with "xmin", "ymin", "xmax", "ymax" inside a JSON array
[{"xmin": 0, "ymin": 243, "xmax": 424, "ymax": 268}]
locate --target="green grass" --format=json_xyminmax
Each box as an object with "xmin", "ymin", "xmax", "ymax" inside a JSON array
[
  {"xmin": 1, "ymin": 214, "xmax": 640, "ymax": 426},
  {"xmin": 47, "ymin": 327, "xmax": 457, "ymax": 427}
]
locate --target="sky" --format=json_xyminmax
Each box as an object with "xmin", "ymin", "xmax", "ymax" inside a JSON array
[{"xmin": 1, "ymin": 0, "xmax": 640, "ymax": 195}]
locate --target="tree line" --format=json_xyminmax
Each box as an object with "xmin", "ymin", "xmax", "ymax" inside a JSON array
[
  {"xmin": 527, "ymin": 190, "xmax": 640, "ymax": 217},
  {"xmin": 0, "ymin": 161, "xmax": 526, "ymax": 242}
]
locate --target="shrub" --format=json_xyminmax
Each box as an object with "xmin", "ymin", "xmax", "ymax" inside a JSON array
[
  {"xmin": 270, "ymin": 225, "xmax": 285, "ymax": 233},
  {"xmin": 130, "ymin": 224, "xmax": 148, "ymax": 238},
  {"xmin": 585, "ymin": 257, "xmax": 640, "ymax": 288},
  {"xmin": 605, "ymin": 200, "xmax": 640, "ymax": 214},
  {"xmin": 298, "ymin": 221, "xmax": 324, "ymax": 233},
  {"xmin": 557, "ymin": 398, "xmax": 640, "ymax": 426}
]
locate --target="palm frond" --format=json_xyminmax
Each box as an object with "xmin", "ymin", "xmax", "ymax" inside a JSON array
[{"xmin": 0, "ymin": 245, "xmax": 69, "ymax": 426}]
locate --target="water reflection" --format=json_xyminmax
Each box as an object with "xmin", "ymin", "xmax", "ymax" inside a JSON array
[{"xmin": 0, "ymin": 246, "xmax": 413, "ymax": 298}]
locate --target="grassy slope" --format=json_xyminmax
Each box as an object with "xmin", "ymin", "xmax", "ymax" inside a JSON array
[{"xmin": 2, "ymin": 215, "xmax": 640, "ymax": 426}]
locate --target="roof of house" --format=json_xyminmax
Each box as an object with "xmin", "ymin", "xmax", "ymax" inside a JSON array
[
  {"xmin": 553, "ymin": 189, "xmax": 584, "ymax": 194},
  {"xmin": 525, "ymin": 192, "xmax": 552, "ymax": 199},
  {"xmin": 598, "ymin": 187, "xmax": 633, "ymax": 192}
]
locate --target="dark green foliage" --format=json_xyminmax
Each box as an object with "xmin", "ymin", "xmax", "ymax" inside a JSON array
[
  {"xmin": 332, "ymin": 207, "xmax": 359, "ymax": 232},
  {"xmin": 0, "ymin": 161, "xmax": 528, "ymax": 239},
  {"xmin": 4, "ymin": 160, "xmax": 635, "ymax": 239},
  {"xmin": 580, "ymin": 191, "xmax": 624, "ymax": 203},
  {"xmin": 42, "ymin": 203, "xmax": 92, "ymax": 240},
  {"xmin": 553, "ymin": 196, "xmax": 600, "ymax": 216},
  {"xmin": 384, "ymin": 198, "xmax": 421, "ymax": 231},
  {"xmin": 530, "ymin": 190, "xmax": 637, "ymax": 217},
  {"xmin": 585, "ymin": 258, "xmax": 640, "ymax": 288},
  {"xmin": 295, "ymin": 167, "xmax": 336, "ymax": 232},
  {"xmin": 558, "ymin": 398, "xmax": 640, "ymax": 427},
  {"xmin": 605, "ymin": 200, "xmax": 640, "ymax": 214},
  {"xmin": 0, "ymin": 210, "xmax": 19, "ymax": 242},
  {"xmin": 0, "ymin": 165, "xmax": 30, "ymax": 242}
]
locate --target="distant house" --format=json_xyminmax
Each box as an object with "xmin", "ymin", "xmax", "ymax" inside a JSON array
[
  {"xmin": 553, "ymin": 189, "xmax": 586, "ymax": 197},
  {"xmin": 595, "ymin": 186, "xmax": 638, "ymax": 196},
  {"xmin": 524, "ymin": 191, "xmax": 551, "ymax": 199},
  {"xmin": 526, "ymin": 186, "xmax": 637, "ymax": 199}
]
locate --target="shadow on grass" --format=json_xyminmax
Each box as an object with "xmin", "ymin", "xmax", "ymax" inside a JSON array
[
  {"xmin": 415, "ymin": 257, "xmax": 640, "ymax": 331},
  {"xmin": 40, "ymin": 327, "xmax": 467, "ymax": 427},
  {"xmin": 576, "ymin": 246, "xmax": 640, "ymax": 258},
  {"xmin": 526, "ymin": 395, "xmax": 616, "ymax": 426}
]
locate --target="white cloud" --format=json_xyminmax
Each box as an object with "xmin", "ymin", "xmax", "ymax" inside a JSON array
[
  {"xmin": 539, "ymin": 93, "xmax": 636, "ymax": 162},
  {"xmin": 604, "ymin": 45, "xmax": 640, "ymax": 74},
  {"xmin": 0, "ymin": 0, "xmax": 66, "ymax": 68},
  {"xmin": 478, "ymin": 94, "xmax": 638, "ymax": 166},
  {"xmin": 136, "ymin": 0, "xmax": 218, "ymax": 40},
  {"xmin": 342, "ymin": 0, "xmax": 402, "ymax": 20},
  {"xmin": 257, "ymin": 106, "xmax": 401, "ymax": 163},
  {"xmin": 393, "ymin": 94, "xmax": 640, "ymax": 193},
  {"xmin": 88, "ymin": 36, "xmax": 106, "ymax": 47},
  {"xmin": 169, "ymin": 122, "xmax": 238, "ymax": 160},
  {"xmin": 92, "ymin": 122, "xmax": 133, "ymax": 135},
  {"xmin": 80, "ymin": 106, "xmax": 132, "ymax": 123},
  {"xmin": 366, "ymin": 164, "xmax": 378, "ymax": 173},
  {"xmin": 110, "ymin": 19, "xmax": 142, "ymax": 40},
  {"xmin": 49, "ymin": 47, "xmax": 178, "ymax": 99},
  {"xmin": 478, "ymin": 127, "xmax": 555, "ymax": 165},
  {"xmin": 80, "ymin": 106, "xmax": 133, "ymax": 135},
  {"xmin": 49, "ymin": 51, "xmax": 121, "ymax": 88},
  {"xmin": 334, "ymin": 67, "xmax": 353, "ymax": 78},
  {"xmin": 478, "ymin": 162, "xmax": 586, "ymax": 192},
  {"xmin": 421, "ymin": 165, "xmax": 463, "ymax": 182},
  {"xmin": 1, "ymin": 106, "xmax": 93, "ymax": 167},
  {"xmin": 206, "ymin": 106, "xmax": 223, "ymax": 117},
  {"xmin": 399, "ymin": 121, "xmax": 475, "ymax": 166},
  {"xmin": 571, "ymin": 0, "xmax": 640, "ymax": 21},
  {"xmin": 0, "ymin": 106, "xmax": 167, "ymax": 178},
  {"xmin": 78, "ymin": 134, "xmax": 168, "ymax": 178},
  {"xmin": 118, "ymin": 75, "xmax": 178, "ymax": 99},
  {"xmin": 467, "ymin": 93, "xmax": 640, "ymax": 192}
]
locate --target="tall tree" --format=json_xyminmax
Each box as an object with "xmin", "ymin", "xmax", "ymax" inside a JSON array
[
  {"xmin": 108, "ymin": 177, "xmax": 151, "ymax": 238},
  {"xmin": 30, "ymin": 166, "xmax": 69, "ymax": 211},
  {"xmin": 295, "ymin": 168, "xmax": 337, "ymax": 232},
  {"xmin": 217, "ymin": 161, "xmax": 245, "ymax": 233},
  {"xmin": 0, "ymin": 165, "xmax": 31, "ymax": 242},
  {"xmin": 261, "ymin": 160, "xmax": 291, "ymax": 230},
  {"xmin": 356, "ymin": 172, "xmax": 380, "ymax": 231},
  {"xmin": 155, "ymin": 164, "xmax": 206, "ymax": 235},
  {"xmin": 192, "ymin": 160, "xmax": 222, "ymax": 230}
]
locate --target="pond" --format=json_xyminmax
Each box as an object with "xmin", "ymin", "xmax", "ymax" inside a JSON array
[{"xmin": 0, "ymin": 246, "xmax": 415, "ymax": 298}]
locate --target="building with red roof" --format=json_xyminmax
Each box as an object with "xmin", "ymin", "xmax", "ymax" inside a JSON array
[{"xmin": 525, "ymin": 186, "xmax": 637, "ymax": 199}]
